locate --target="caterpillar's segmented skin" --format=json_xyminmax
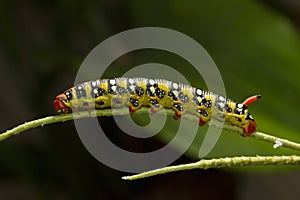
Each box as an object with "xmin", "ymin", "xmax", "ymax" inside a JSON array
[{"xmin": 54, "ymin": 77, "xmax": 261, "ymax": 136}]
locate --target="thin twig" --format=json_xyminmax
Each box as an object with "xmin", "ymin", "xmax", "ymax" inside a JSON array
[
  {"xmin": 2, "ymin": 108, "xmax": 300, "ymax": 180},
  {"xmin": 122, "ymin": 155, "xmax": 300, "ymax": 180},
  {"xmin": 1, "ymin": 108, "xmax": 300, "ymax": 152}
]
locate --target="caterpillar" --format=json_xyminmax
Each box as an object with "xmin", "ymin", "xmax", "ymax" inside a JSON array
[{"xmin": 53, "ymin": 77, "xmax": 260, "ymax": 136}]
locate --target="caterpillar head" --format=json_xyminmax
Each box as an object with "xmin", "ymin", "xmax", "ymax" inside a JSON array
[
  {"xmin": 53, "ymin": 93, "xmax": 71, "ymax": 114},
  {"xmin": 227, "ymin": 95, "xmax": 261, "ymax": 136}
]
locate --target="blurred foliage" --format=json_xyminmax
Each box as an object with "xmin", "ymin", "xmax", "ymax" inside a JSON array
[{"xmin": 0, "ymin": 0, "xmax": 300, "ymax": 199}]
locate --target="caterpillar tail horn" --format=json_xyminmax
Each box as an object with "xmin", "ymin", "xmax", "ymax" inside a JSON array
[{"xmin": 242, "ymin": 95, "xmax": 261, "ymax": 107}]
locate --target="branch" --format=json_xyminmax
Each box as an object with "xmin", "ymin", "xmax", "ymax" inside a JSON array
[
  {"xmin": 1, "ymin": 108, "xmax": 300, "ymax": 152},
  {"xmin": 2, "ymin": 108, "xmax": 300, "ymax": 180},
  {"xmin": 122, "ymin": 155, "xmax": 300, "ymax": 180}
]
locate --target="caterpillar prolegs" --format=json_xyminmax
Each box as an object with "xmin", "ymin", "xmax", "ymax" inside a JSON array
[{"xmin": 53, "ymin": 77, "xmax": 261, "ymax": 136}]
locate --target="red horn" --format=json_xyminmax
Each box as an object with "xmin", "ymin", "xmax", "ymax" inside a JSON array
[{"xmin": 242, "ymin": 95, "xmax": 261, "ymax": 107}]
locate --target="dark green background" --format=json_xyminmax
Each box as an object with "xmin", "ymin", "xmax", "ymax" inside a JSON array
[{"xmin": 0, "ymin": 0, "xmax": 300, "ymax": 199}]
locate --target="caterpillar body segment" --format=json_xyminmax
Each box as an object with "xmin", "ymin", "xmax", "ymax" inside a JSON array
[{"xmin": 53, "ymin": 77, "xmax": 260, "ymax": 136}]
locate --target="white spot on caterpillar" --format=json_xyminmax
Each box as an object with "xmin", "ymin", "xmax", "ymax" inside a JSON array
[
  {"xmin": 196, "ymin": 89, "xmax": 202, "ymax": 96},
  {"xmin": 197, "ymin": 96, "xmax": 202, "ymax": 102},
  {"xmin": 128, "ymin": 78, "xmax": 134, "ymax": 84},
  {"xmin": 111, "ymin": 85, "xmax": 117, "ymax": 91},
  {"xmin": 173, "ymin": 90, "xmax": 179, "ymax": 97},
  {"xmin": 149, "ymin": 79, "xmax": 155, "ymax": 85},
  {"xmin": 237, "ymin": 108, "xmax": 242, "ymax": 113},
  {"xmin": 129, "ymin": 85, "xmax": 135, "ymax": 91},
  {"xmin": 110, "ymin": 79, "xmax": 116, "ymax": 85},
  {"xmin": 173, "ymin": 83, "xmax": 179, "ymax": 89},
  {"xmin": 150, "ymin": 86, "xmax": 155, "ymax": 94},
  {"xmin": 237, "ymin": 103, "xmax": 243, "ymax": 108},
  {"xmin": 218, "ymin": 96, "xmax": 225, "ymax": 101},
  {"xmin": 218, "ymin": 102, "xmax": 225, "ymax": 108},
  {"xmin": 93, "ymin": 89, "xmax": 98, "ymax": 94},
  {"xmin": 91, "ymin": 81, "xmax": 97, "ymax": 87}
]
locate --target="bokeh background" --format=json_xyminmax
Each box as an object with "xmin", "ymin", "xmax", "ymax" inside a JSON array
[{"xmin": 1, "ymin": 0, "xmax": 300, "ymax": 199}]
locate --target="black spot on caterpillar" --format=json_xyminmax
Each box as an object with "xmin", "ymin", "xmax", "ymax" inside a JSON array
[{"xmin": 54, "ymin": 77, "xmax": 261, "ymax": 136}]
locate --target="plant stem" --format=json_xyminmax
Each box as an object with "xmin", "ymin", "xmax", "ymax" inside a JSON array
[
  {"xmin": 122, "ymin": 155, "xmax": 300, "ymax": 180},
  {"xmin": 2, "ymin": 108, "xmax": 300, "ymax": 180},
  {"xmin": 1, "ymin": 108, "xmax": 300, "ymax": 152}
]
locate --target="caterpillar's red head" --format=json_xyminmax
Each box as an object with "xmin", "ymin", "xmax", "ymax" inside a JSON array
[
  {"xmin": 53, "ymin": 94, "xmax": 71, "ymax": 114},
  {"xmin": 241, "ymin": 95, "xmax": 261, "ymax": 136}
]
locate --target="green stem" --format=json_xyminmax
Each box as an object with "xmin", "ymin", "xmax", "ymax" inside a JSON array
[
  {"xmin": 2, "ymin": 108, "xmax": 300, "ymax": 180},
  {"xmin": 122, "ymin": 155, "xmax": 300, "ymax": 180},
  {"xmin": 1, "ymin": 108, "xmax": 300, "ymax": 152}
]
